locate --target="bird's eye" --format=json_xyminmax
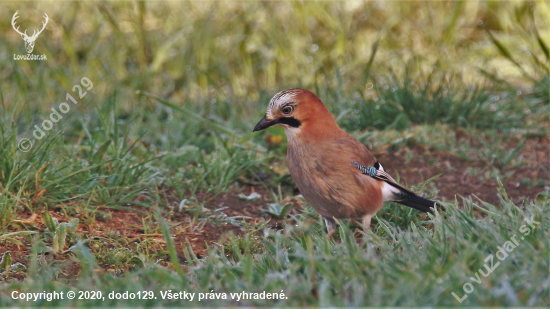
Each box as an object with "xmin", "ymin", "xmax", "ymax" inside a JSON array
[{"xmin": 282, "ymin": 106, "xmax": 293, "ymax": 114}]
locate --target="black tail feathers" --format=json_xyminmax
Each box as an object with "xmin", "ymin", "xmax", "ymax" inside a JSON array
[
  {"xmin": 388, "ymin": 182, "xmax": 444, "ymax": 214},
  {"xmin": 394, "ymin": 192, "xmax": 438, "ymax": 213}
]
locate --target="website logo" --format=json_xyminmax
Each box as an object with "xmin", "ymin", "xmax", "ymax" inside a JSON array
[{"xmin": 12, "ymin": 10, "xmax": 48, "ymax": 60}]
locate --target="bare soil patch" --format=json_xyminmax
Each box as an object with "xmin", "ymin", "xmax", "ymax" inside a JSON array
[
  {"xmin": 2, "ymin": 138, "xmax": 547, "ymax": 278},
  {"xmin": 378, "ymin": 139, "xmax": 548, "ymax": 205}
]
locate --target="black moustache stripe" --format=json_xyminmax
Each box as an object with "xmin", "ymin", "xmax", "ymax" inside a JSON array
[{"xmin": 278, "ymin": 117, "xmax": 301, "ymax": 128}]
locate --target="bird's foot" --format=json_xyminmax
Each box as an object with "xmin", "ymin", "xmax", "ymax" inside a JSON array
[
  {"xmin": 324, "ymin": 217, "xmax": 338, "ymax": 239},
  {"xmin": 362, "ymin": 214, "xmax": 372, "ymax": 230}
]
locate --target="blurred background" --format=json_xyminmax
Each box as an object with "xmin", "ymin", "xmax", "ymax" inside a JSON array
[
  {"xmin": 0, "ymin": 2, "xmax": 549, "ymax": 306},
  {"xmin": 0, "ymin": 1, "xmax": 548, "ymax": 124},
  {"xmin": 0, "ymin": 0, "xmax": 548, "ymax": 216}
]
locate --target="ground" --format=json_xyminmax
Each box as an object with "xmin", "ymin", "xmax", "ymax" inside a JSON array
[
  {"xmin": 2, "ymin": 137, "xmax": 547, "ymax": 276},
  {"xmin": 0, "ymin": 1, "xmax": 549, "ymax": 307}
]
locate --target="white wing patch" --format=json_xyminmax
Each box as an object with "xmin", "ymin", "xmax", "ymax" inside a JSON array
[{"xmin": 381, "ymin": 181, "xmax": 400, "ymax": 202}]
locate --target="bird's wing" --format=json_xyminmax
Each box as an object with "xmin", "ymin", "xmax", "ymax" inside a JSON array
[
  {"xmin": 353, "ymin": 161, "xmax": 415, "ymax": 195},
  {"xmin": 353, "ymin": 160, "xmax": 443, "ymax": 213},
  {"xmin": 371, "ymin": 161, "xmax": 396, "ymax": 183}
]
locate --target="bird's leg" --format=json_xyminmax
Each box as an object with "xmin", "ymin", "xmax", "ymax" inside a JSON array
[
  {"xmin": 324, "ymin": 217, "xmax": 337, "ymax": 238},
  {"xmin": 362, "ymin": 214, "xmax": 372, "ymax": 230}
]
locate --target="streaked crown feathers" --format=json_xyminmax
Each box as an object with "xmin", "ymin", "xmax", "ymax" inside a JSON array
[{"xmin": 266, "ymin": 89, "xmax": 300, "ymax": 119}]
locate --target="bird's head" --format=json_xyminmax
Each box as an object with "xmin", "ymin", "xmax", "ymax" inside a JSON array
[{"xmin": 253, "ymin": 88, "xmax": 336, "ymax": 133}]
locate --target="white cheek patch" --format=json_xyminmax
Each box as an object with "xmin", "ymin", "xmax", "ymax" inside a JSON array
[{"xmin": 283, "ymin": 126, "xmax": 302, "ymax": 140}]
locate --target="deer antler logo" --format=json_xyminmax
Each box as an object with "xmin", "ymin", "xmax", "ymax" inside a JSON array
[{"xmin": 12, "ymin": 11, "xmax": 49, "ymax": 54}]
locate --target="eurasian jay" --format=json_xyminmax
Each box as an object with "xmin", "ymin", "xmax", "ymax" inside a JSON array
[{"xmin": 253, "ymin": 88, "xmax": 441, "ymax": 237}]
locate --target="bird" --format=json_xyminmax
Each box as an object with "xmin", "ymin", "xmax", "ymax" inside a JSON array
[{"xmin": 253, "ymin": 88, "xmax": 441, "ymax": 238}]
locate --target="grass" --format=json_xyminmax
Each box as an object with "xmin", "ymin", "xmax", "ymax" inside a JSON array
[
  {"xmin": 0, "ymin": 192, "xmax": 548, "ymax": 306},
  {"xmin": 336, "ymin": 69, "xmax": 546, "ymax": 132},
  {"xmin": 0, "ymin": 0, "xmax": 549, "ymax": 307}
]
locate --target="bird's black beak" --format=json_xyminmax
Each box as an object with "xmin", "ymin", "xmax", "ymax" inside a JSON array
[{"xmin": 253, "ymin": 116, "xmax": 278, "ymax": 132}]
